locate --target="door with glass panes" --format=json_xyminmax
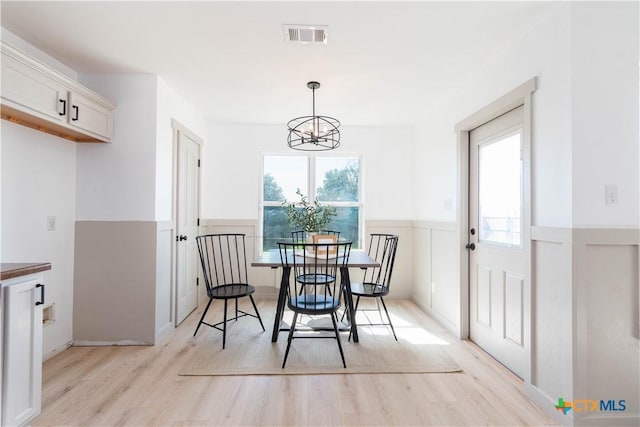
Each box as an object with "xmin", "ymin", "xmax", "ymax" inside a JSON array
[{"xmin": 468, "ymin": 105, "xmax": 527, "ymax": 379}]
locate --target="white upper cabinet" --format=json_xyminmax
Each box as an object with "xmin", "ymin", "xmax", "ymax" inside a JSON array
[{"xmin": 1, "ymin": 41, "xmax": 115, "ymax": 143}]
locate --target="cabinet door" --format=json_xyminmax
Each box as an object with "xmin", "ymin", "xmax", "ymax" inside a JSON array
[
  {"xmin": 68, "ymin": 91, "xmax": 113, "ymax": 141},
  {"xmin": 2, "ymin": 278, "xmax": 43, "ymax": 427},
  {"xmin": 1, "ymin": 53, "xmax": 67, "ymax": 124}
]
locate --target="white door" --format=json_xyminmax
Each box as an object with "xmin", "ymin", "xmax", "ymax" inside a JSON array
[
  {"xmin": 469, "ymin": 105, "xmax": 527, "ymax": 379},
  {"xmin": 175, "ymin": 129, "xmax": 200, "ymax": 325}
]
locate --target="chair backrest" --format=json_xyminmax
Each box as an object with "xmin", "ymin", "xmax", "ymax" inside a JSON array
[
  {"xmin": 363, "ymin": 234, "xmax": 399, "ymax": 291},
  {"xmin": 196, "ymin": 234, "xmax": 249, "ymax": 293},
  {"xmin": 291, "ymin": 230, "xmax": 341, "ymax": 245},
  {"xmin": 278, "ymin": 241, "xmax": 351, "ymax": 313}
]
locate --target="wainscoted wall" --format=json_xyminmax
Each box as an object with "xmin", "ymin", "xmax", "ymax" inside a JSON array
[
  {"xmin": 73, "ymin": 221, "xmax": 174, "ymax": 345},
  {"xmin": 155, "ymin": 221, "xmax": 174, "ymax": 343},
  {"xmin": 528, "ymin": 227, "xmax": 639, "ymax": 426},
  {"xmin": 411, "ymin": 221, "xmax": 459, "ymax": 334}
]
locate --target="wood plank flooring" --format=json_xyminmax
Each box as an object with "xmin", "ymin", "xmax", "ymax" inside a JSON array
[{"xmin": 33, "ymin": 299, "xmax": 557, "ymax": 426}]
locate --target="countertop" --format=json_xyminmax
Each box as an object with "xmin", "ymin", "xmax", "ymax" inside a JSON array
[{"xmin": 0, "ymin": 262, "xmax": 52, "ymax": 282}]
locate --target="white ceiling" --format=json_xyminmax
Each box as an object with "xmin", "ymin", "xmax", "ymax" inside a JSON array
[{"xmin": 1, "ymin": 1, "xmax": 555, "ymax": 127}]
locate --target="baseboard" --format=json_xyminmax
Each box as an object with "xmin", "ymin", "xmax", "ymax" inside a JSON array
[
  {"xmin": 154, "ymin": 321, "xmax": 174, "ymax": 344},
  {"xmin": 43, "ymin": 340, "xmax": 73, "ymax": 361},
  {"xmin": 72, "ymin": 340, "xmax": 153, "ymax": 346}
]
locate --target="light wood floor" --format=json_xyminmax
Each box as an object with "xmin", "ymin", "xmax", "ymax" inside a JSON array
[{"xmin": 33, "ymin": 299, "xmax": 557, "ymax": 426}]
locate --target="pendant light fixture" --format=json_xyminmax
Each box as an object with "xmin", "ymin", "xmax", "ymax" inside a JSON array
[{"xmin": 287, "ymin": 81, "xmax": 340, "ymax": 151}]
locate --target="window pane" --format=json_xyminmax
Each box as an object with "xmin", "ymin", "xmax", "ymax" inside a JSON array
[
  {"xmin": 263, "ymin": 206, "xmax": 290, "ymax": 250},
  {"xmin": 264, "ymin": 156, "xmax": 307, "ymax": 202},
  {"xmin": 316, "ymin": 157, "xmax": 359, "ymax": 202},
  {"xmin": 326, "ymin": 207, "xmax": 359, "ymax": 249},
  {"xmin": 478, "ymin": 133, "xmax": 522, "ymax": 246}
]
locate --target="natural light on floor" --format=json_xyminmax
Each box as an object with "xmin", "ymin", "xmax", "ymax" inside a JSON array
[{"xmin": 354, "ymin": 309, "xmax": 450, "ymax": 346}]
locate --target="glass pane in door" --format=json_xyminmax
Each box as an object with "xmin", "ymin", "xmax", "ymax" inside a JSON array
[{"xmin": 478, "ymin": 132, "xmax": 522, "ymax": 246}]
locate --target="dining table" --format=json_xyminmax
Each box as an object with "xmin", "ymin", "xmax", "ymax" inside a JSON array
[{"xmin": 252, "ymin": 247, "xmax": 380, "ymax": 343}]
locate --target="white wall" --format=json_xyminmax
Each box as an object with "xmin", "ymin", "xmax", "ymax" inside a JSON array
[
  {"xmin": 155, "ymin": 77, "xmax": 207, "ymax": 221},
  {"xmin": 1, "ymin": 122, "xmax": 76, "ymax": 359},
  {"xmin": 201, "ymin": 122, "xmax": 414, "ymax": 220},
  {"xmin": 571, "ymin": 2, "xmax": 639, "ymax": 227},
  {"xmin": 414, "ymin": 2, "xmax": 573, "ymax": 227},
  {"xmin": 76, "ymin": 74, "xmax": 158, "ymax": 221},
  {"xmin": 0, "ymin": 27, "xmax": 81, "ymax": 358}
]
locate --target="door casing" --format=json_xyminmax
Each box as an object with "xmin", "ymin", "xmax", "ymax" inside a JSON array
[{"xmin": 455, "ymin": 77, "xmax": 536, "ymax": 384}]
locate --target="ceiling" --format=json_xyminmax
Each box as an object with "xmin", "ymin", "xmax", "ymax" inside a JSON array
[{"xmin": 1, "ymin": 1, "xmax": 555, "ymax": 127}]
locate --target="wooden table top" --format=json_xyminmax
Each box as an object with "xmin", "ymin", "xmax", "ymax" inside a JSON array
[{"xmin": 252, "ymin": 249, "xmax": 379, "ymax": 268}]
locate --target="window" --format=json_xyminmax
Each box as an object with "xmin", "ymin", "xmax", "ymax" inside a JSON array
[{"xmin": 261, "ymin": 155, "xmax": 361, "ymax": 251}]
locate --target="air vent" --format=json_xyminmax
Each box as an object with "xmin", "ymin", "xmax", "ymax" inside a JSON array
[{"xmin": 283, "ymin": 25, "xmax": 328, "ymax": 44}]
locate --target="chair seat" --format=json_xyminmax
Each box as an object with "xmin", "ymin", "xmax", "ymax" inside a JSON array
[
  {"xmin": 350, "ymin": 282, "xmax": 389, "ymax": 297},
  {"xmin": 289, "ymin": 294, "xmax": 340, "ymax": 313},
  {"xmin": 296, "ymin": 273, "xmax": 335, "ymax": 285},
  {"xmin": 209, "ymin": 283, "xmax": 255, "ymax": 299}
]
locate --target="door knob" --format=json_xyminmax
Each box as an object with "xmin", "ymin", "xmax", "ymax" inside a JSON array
[
  {"xmin": 465, "ymin": 243, "xmax": 476, "ymax": 250},
  {"xmin": 176, "ymin": 235, "xmax": 188, "ymax": 241}
]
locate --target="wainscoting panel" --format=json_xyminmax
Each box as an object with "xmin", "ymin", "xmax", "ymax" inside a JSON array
[
  {"xmin": 412, "ymin": 221, "xmax": 459, "ymax": 334},
  {"xmin": 529, "ymin": 228, "xmax": 572, "ymax": 425},
  {"xmin": 530, "ymin": 227, "xmax": 640, "ymax": 426},
  {"xmin": 155, "ymin": 221, "xmax": 174, "ymax": 343},
  {"xmin": 574, "ymin": 229, "xmax": 639, "ymax": 426}
]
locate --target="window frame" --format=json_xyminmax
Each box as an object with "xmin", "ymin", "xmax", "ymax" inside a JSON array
[{"xmin": 259, "ymin": 152, "xmax": 363, "ymax": 253}]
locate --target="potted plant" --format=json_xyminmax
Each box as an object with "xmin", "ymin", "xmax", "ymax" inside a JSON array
[{"xmin": 284, "ymin": 189, "xmax": 337, "ymax": 235}]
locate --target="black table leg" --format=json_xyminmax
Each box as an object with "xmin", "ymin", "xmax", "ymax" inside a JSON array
[
  {"xmin": 341, "ymin": 266, "xmax": 359, "ymax": 343},
  {"xmin": 271, "ymin": 266, "xmax": 290, "ymax": 342}
]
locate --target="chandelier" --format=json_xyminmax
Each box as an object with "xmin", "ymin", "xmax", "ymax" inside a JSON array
[{"xmin": 287, "ymin": 81, "xmax": 340, "ymax": 151}]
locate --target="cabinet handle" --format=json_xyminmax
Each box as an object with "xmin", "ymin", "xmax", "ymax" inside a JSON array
[
  {"xmin": 59, "ymin": 99, "xmax": 67, "ymax": 116},
  {"xmin": 35, "ymin": 283, "xmax": 45, "ymax": 306},
  {"xmin": 72, "ymin": 105, "xmax": 79, "ymax": 121}
]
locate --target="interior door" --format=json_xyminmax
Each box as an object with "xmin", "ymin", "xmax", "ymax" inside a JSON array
[
  {"xmin": 468, "ymin": 105, "xmax": 527, "ymax": 379},
  {"xmin": 175, "ymin": 129, "xmax": 200, "ymax": 325}
]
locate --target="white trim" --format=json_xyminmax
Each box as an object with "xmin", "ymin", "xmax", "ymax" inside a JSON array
[{"xmin": 455, "ymin": 77, "xmax": 537, "ymax": 370}]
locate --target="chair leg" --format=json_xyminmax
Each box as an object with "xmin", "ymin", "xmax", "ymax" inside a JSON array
[
  {"xmin": 193, "ymin": 297, "xmax": 213, "ymax": 337},
  {"xmin": 222, "ymin": 299, "xmax": 228, "ymax": 349},
  {"xmin": 282, "ymin": 311, "xmax": 298, "ymax": 368},
  {"xmin": 249, "ymin": 295, "xmax": 265, "ymax": 331},
  {"xmin": 379, "ymin": 297, "xmax": 397, "ymax": 341},
  {"xmin": 348, "ymin": 296, "xmax": 361, "ymax": 342},
  {"xmin": 235, "ymin": 298, "xmax": 239, "ymax": 321},
  {"xmin": 331, "ymin": 312, "xmax": 347, "ymax": 368}
]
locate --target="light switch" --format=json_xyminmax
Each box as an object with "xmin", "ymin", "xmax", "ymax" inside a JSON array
[
  {"xmin": 47, "ymin": 216, "xmax": 56, "ymax": 231},
  {"xmin": 605, "ymin": 185, "xmax": 618, "ymax": 206}
]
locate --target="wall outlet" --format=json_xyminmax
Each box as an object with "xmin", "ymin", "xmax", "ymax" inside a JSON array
[
  {"xmin": 605, "ymin": 185, "xmax": 618, "ymax": 206},
  {"xmin": 47, "ymin": 216, "xmax": 56, "ymax": 231}
]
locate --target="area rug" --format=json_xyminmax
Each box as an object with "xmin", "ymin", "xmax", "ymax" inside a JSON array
[{"xmin": 179, "ymin": 300, "xmax": 462, "ymax": 376}]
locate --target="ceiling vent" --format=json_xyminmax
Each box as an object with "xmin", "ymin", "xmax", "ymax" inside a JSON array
[{"xmin": 283, "ymin": 25, "xmax": 328, "ymax": 44}]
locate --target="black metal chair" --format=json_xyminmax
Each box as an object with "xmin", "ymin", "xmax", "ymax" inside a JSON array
[
  {"xmin": 194, "ymin": 234, "xmax": 265, "ymax": 349},
  {"xmin": 278, "ymin": 241, "xmax": 352, "ymax": 368},
  {"xmin": 344, "ymin": 234, "xmax": 399, "ymax": 341},
  {"xmin": 291, "ymin": 230, "xmax": 340, "ymax": 244}
]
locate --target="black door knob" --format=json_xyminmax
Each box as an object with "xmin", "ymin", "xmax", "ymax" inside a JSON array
[
  {"xmin": 466, "ymin": 243, "xmax": 476, "ymax": 250},
  {"xmin": 179, "ymin": 235, "xmax": 188, "ymax": 241}
]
